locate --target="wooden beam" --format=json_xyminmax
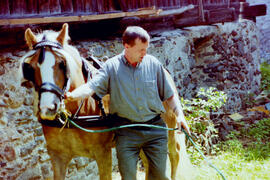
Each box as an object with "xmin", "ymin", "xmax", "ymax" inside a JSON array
[
  {"xmin": 173, "ymin": 7, "xmax": 236, "ymax": 28},
  {"xmin": 0, "ymin": 9, "xmax": 161, "ymax": 26},
  {"xmin": 207, "ymin": 8, "xmax": 235, "ymax": 24},
  {"xmin": 243, "ymin": 4, "xmax": 267, "ymax": 17},
  {"xmin": 153, "ymin": 4, "xmax": 194, "ymax": 16}
]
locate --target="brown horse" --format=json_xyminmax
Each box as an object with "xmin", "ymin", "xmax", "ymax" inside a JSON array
[{"xmin": 19, "ymin": 23, "xmax": 192, "ymax": 180}]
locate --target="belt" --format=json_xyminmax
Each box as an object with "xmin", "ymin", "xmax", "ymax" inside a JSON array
[{"xmin": 111, "ymin": 114, "xmax": 162, "ymax": 130}]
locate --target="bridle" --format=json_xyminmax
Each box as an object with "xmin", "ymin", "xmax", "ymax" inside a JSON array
[
  {"xmin": 27, "ymin": 39, "xmax": 104, "ymax": 126},
  {"xmin": 33, "ymin": 40, "xmax": 70, "ymax": 102}
]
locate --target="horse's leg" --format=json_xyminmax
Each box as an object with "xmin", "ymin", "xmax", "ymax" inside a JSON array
[
  {"xmin": 162, "ymin": 109, "xmax": 180, "ymax": 180},
  {"xmin": 48, "ymin": 149, "xmax": 71, "ymax": 180},
  {"xmin": 94, "ymin": 146, "xmax": 112, "ymax": 180},
  {"xmin": 168, "ymin": 131, "xmax": 180, "ymax": 180},
  {"xmin": 140, "ymin": 150, "xmax": 149, "ymax": 180}
]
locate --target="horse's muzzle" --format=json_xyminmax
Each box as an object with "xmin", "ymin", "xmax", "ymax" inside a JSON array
[{"xmin": 39, "ymin": 99, "xmax": 59, "ymax": 120}]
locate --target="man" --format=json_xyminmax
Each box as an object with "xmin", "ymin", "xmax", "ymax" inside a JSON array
[{"xmin": 66, "ymin": 26, "xmax": 190, "ymax": 180}]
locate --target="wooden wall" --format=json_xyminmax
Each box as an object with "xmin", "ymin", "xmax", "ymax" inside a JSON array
[{"xmin": 0, "ymin": 0, "xmax": 245, "ymax": 18}]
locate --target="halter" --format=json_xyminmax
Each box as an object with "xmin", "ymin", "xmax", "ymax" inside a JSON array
[
  {"xmin": 33, "ymin": 40, "xmax": 62, "ymax": 50},
  {"xmin": 33, "ymin": 39, "xmax": 69, "ymax": 101},
  {"xmin": 40, "ymin": 82, "xmax": 65, "ymax": 99}
]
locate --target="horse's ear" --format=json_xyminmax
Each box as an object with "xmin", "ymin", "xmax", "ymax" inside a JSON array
[
  {"xmin": 57, "ymin": 23, "xmax": 69, "ymax": 46},
  {"xmin": 25, "ymin": 28, "xmax": 37, "ymax": 50}
]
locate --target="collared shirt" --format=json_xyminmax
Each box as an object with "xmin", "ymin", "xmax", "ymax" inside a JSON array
[{"xmin": 89, "ymin": 51, "xmax": 174, "ymax": 122}]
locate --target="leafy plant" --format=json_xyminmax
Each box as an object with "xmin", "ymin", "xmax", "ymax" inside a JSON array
[
  {"xmin": 246, "ymin": 118, "xmax": 270, "ymax": 141},
  {"xmin": 223, "ymin": 118, "xmax": 270, "ymax": 161},
  {"xmin": 260, "ymin": 62, "xmax": 270, "ymax": 91},
  {"xmin": 182, "ymin": 87, "xmax": 227, "ymax": 156}
]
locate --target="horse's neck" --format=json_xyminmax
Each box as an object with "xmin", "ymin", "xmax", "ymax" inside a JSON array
[
  {"xmin": 66, "ymin": 97, "xmax": 100, "ymax": 116},
  {"xmin": 63, "ymin": 45, "xmax": 102, "ymax": 116}
]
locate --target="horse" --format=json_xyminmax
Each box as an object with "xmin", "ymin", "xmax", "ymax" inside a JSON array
[{"xmin": 19, "ymin": 23, "xmax": 192, "ymax": 180}]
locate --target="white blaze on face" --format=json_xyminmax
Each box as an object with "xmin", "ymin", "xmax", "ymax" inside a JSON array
[{"xmin": 39, "ymin": 51, "xmax": 58, "ymax": 120}]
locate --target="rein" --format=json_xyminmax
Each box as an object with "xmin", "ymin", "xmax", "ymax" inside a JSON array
[{"xmin": 58, "ymin": 110, "xmax": 227, "ymax": 180}]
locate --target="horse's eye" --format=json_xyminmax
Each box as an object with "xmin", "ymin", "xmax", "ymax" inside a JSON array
[{"xmin": 59, "ymin": 61, "xmax": 66, "ymax": 70}]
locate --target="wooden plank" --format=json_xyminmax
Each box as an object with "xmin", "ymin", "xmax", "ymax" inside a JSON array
[
  {"xmin": 61, "ymin": 0, "xmax": 73, "ymax": 13},
  {"xmin": 174, "ymin": 7, "xmax": 236, "ymax": 27},
  {"xmin": 131, "ymin": 0, "xmax": 136, "ymax": 10},
  {"xmin": 50, "ymin": 0, "xmax": 61, "ymax": 14},
  {"xmin": 39, "ymin": 0, "xmax": 50, "ymax": 14},
  {"xmin": 0, "ymin": 0, "xmax": 10, "ymax": 15},
  {"xmin": 139, "ymin": 0, "xmax": 144, "ymax": 8},
  {"xmin": 156, "ymin": 0, "xmax": 163, "ymax": 8},
  {"xmin": 84, "ymin": 0, "xmax": 97, "ymax": 12},
  {"xmin": 25, "ymin": 0, "xmax": 38, "ymax": 14},
  {"xmin": 163, "ymin": 0, "xmax": 168, "ymax": 7},
  {"xmin": 0, "ymin": 8, "xmax": 160, "ymax": 25},
  {"xmin": 117, "ymin": 0, "xmax": 128, "ymax": 11},
  {"xmin": 149, "ymin": 0, "xmax": 155, "ymax": 7},
  {"xmin": 198, "ymin": 0, "xmax": 205, "ymax": 22},
  {"xmin": 207, "ymin": 8, "xmax": 235, "ymax": 23},
  {"xmin": 10, "ymin": 0, "xmax": 26, "ymax": 15},
  {"xmin": 97, "ymin": 0, "xmax": 104, "ymax": 13},
  {"xmin": 173, "ymin": 8, "xmax": 200, "ymax": 27},
  {"xmin": 84, "ymin": 0, "xmax": 91, "ymax": 12},
  {"xmin": 243, "ymin": 4, "xmax": 267, "ymax": 17},
  {"xmin": 153, "ymin": 4, "xmax": 194, "ymax": 16},
  {"xmin": 73, "ymin": 0, "xmax": 84, "ymax": 13},
  {"xmin": 105, "ymin": 0, "xmax": 115, "ymax": 11}
]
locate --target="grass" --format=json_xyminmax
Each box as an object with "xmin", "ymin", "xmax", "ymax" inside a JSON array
[
  {"xmin": 194, "ymin": 149, "xmax": 270, "ymax": 180},
  {"xmin": 189, "ymin": 118, "xmax": 270, "ymax": 180}
]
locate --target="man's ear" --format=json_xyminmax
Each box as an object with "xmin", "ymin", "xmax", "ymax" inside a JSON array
[{"xmin": 123, "ymin": 43, "xmax": 130, "ymax": 49}]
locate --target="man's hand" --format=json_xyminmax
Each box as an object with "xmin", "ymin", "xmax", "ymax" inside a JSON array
[
  {"xmin": 165, "ymin": 95, "xmax": 191, "ymax": 135},
  {"xmin": 64, "ymin": 83, "xmax": 94, "ymax": 101},
  {"xmin": 176, "ymin": 118, "xmax": 191, "ymax": 135},
  {"xmin": 64, "ymin": 92, "xmax": 75, "ymax": 101}
]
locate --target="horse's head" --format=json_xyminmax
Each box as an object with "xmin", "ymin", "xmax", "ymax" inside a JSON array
[{"xmin": 20, "ymin": 23, "xmax": 85, "ymax": 121}]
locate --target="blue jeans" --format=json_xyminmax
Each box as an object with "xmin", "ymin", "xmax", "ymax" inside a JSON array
[{"xmin": 115, "ymin": 117, "xmax": 171, "ymax": 180}]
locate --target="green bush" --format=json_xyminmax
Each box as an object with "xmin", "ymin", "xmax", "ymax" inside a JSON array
[
  {"xmin": 247, "ymin": 118, "xmax": 270, "ymax": 141},
  {"xmin": 182, "ymin": 87, "xmax": 227, "ymax": 155},
  {"xmin": 223, "ymin": 118, "xmax": 270, "ymax": 161},
  {"xmin": 260, "ymin": 62, "xmax": 270, "ymax": 91}
]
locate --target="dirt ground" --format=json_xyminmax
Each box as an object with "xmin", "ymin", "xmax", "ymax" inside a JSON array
[{"xmin": 112, "ymin": 171, "xmax": 145, "ymax": 180}]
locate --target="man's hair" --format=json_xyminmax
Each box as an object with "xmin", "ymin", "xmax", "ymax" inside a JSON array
[{"xmin": 122, "ymin": 26, "xmax": 150, "ymax": 46}]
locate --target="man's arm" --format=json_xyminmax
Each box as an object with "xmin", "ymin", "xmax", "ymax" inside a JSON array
[
  {"xmin": 65, "ymin": 83, "xmax": 95, "ymax": 101},
  {"xmin": 165, "ymin": 95, "xmax": 191, "ymax": 135}
]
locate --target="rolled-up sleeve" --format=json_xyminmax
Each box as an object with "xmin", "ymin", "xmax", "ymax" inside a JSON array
[
  {"xmin": 88, "ymin": 64, "xmax": 109, "ymax": 98},
  {"xmin": 157, "ymin": 66, "xmax": 175, "ymax": 101}
]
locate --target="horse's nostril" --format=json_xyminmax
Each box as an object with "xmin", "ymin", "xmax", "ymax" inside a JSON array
[
  {"xmin": 49, "ymin": 104, "xmax": 57, "ymax": 111},
  {"xmin": 40, "ymin": 103, "xmax": 57, "ymax": 112}
]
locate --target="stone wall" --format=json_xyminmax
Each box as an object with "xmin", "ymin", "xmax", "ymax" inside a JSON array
[
  {"xmin": 247, "ymin": 0, "xmax": 270, "ymax": 62},
  {"xmin": 76, "ymin": 19, "xmax": 260, "ymax": 112},
  {"xmin": 0, "ymin": 20, "xmax": 260, "ymax": 179}
]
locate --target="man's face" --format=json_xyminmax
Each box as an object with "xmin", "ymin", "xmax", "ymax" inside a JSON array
[{"xmin": 125, "ymin": 38, "xmax": 149, "ymax": 64}]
